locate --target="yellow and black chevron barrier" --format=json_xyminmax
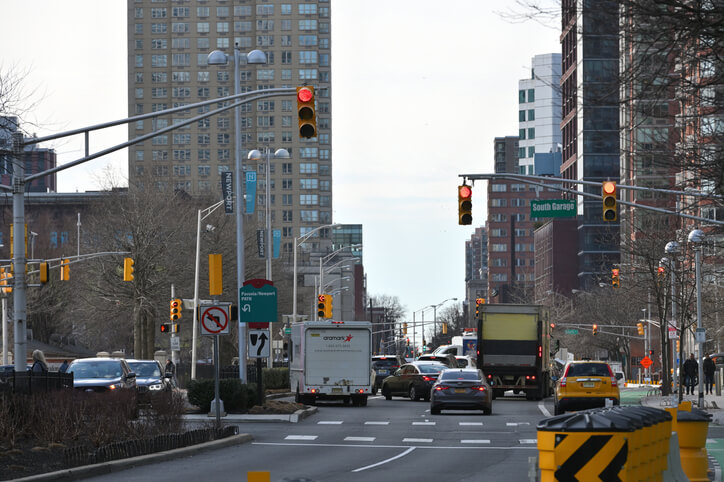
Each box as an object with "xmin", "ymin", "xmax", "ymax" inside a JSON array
[{"xmin": 537, "ymin": 406, "xmax": 673, "ymax": 481}]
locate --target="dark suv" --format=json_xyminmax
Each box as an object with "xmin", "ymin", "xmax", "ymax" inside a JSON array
[
  {"xmin": 372, "ymin": 355, "xmax": 404, "ymax": 393},
  {"xmin": 67, "ymin": 357, "xmax": 137, "ymax": 393}
]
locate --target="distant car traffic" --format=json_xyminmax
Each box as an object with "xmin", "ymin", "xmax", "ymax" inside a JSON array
[
  {"xmin": 416, "ymin": 353, "xmax": 457, "ymax": 368},
  {"xmin": 455, "ymin": 355, "xmax": 476, "ymax": 368},
  {"xmin": 430, "ymin": 368, "xmax": 492, "ymax": 415},
  {"xmin": 381, "ymin": 361, "xmax": 447, "ymax": 401},
  {"xmin": 126, "ymin": 359, "xmax": 172, "ymax": 396},
  {"xmin": 554, "ymin": 360, "xmax": 619, "ymax": 415},
  {"xmin": 371, "ymin": 355, "xmax": 405, "ymax": 392},
  {"xmin": 66, "ymin": 357, "xmax": 137, "ymax": 393}
]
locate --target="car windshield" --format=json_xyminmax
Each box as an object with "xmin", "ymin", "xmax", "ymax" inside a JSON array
[
  {"xmin": 456, "ymin": 358, "xmax": 469, "ymax": 367},
  {"xmin": 128, "ymin": 362, "xmax": 161, "ymax": 377},
  {"xmin": 372, "ymin": 359, "xmax": 399, "ymax": 368},
  {"xmin": 566, "ymin": 363, "xmax": 612, "ymax": 377},
  {"xmin": 440, "ymin": 371, "xmax": 479, "ymax": 381},
  {"xmin": 418, "ymin": 364, "xmax": 445, "ymax": 374},
  {"xmin": 68, "ymin": 361, "xmax": 123, "ymax": 379}
]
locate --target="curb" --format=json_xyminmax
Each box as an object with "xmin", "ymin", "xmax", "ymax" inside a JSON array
[
  {"xmin": 12, "ymin": 434, "xmax": 253, "ymax": 482},
  {"xmin": 182, "ymin": 405, "xmax": 317, "ymax": 423}
]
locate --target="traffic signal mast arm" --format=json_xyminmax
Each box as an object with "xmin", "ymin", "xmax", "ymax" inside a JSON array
[
  {"xmin": 457, "ymin": 172, "xmax": 724, "ymax": 227},
  {"xmin": 554, "ymin": 322, "xmax": 663, "ymax": 339},
  {"xmin": 0, "ymin": 251, "xmax": 132, "ymax": 283}
]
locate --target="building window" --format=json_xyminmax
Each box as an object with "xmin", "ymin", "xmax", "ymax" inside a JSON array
[
  {"xmin": 519, "ymin": 110, "xmax": 525, "ymax": 122},
  {"xmin": 519, "ymin": 90, "xmax": 525, "ymax": 103},
  {"xmin": 519, "ymin": 128, "xmax": 526, "ymax": 140},
  {"xmin": 527, "ymin": 89, "xmax": 535, "ymax": 102},
  {"xmin": 528, "ymin": 128, "xmax": 535, "ymax": 139},
  {"xmin": 527, "ymin": 109, "xmax": 535, "ymax": 121}
]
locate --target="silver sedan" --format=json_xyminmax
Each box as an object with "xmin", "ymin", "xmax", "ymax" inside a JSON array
[{"xmin": 429, "ymin": 368, "xmax": 493, "ymax": 415}]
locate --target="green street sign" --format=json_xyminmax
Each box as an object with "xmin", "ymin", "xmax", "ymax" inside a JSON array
[
  {"xmin": 531, "ymin": 199, "xmax": 576, "ymax": 218},
  {"xmin": 284, "ymin": 327, "xmax": 291, "ymax": 335},
  {"xmin": 239, "ymin": 282, "xmax": 278, "ymax": 323},
  {"xmin": 565, "ymin": 329, "xmax": 579, "ymax": 335}
]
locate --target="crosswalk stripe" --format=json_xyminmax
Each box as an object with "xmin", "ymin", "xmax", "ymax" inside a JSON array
[
  {"xmin": 403, "ymin": 438, "xmax": 433, "ymax": 443},
  {"xmin": 461, "ymin": 440, "xmax": 491, "ymax": 444},
  {"xmin": 365, "ymin": 421, "xmax": 390, "ymax": 425},
  {"xmin": 345, "ymin": 437, "xmax": 376, "ymax": 442},
  {"xmin": 317, "ymin": 421, "xmax": 343, "ymax": 425},
  {"xmin": 459, "ymin": 422, "xmax": 484, "ymax": 426},
  {"xmin": 412, "ymin": 422, "xmax": 436, "ymax": 426},
  {"xmin": 519, "ymin": 439, "xmax": 537, "ymax": 444},
  {"xmin": 285, "ymin": 435, "xmax": 318, "ymax": 441}
]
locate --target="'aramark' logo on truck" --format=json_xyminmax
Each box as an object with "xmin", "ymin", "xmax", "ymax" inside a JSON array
[{"xmin": 323, "ymin": 334, "xmax": 353, "ymax": 342}]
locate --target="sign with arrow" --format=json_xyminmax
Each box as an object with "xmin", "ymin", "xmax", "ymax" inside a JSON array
[
  {"xmin": 200, "ymin": 305, "xmax": 230, "ymax": 335},
  {"xmin": 248, "ymin": 329, "xmax": 270, "ymax": 358},
  {"xmin": 239, "ymin": 279, "xmax": 278, "ymax": 323}
]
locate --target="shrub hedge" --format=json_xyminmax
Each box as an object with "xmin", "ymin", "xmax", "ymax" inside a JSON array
[{"xmin": 186, "ymin": 378, "xmax": 259, "ymax": 413}]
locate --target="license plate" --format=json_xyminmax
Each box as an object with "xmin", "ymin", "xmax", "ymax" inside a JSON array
[
  {"xmin": 378, "ymin": 369, "xmax": 388, "ymax": 375},
  {"xmin": 455, "ymin": 388, "xmax": 466, "ymax": 393},
  {"xmin": 332, "ymin": 387, "xmax": 342, "ymax": 393},
  {"xmin": 582, "ymin": 382, "xmax": 595, "ymax": 388}
]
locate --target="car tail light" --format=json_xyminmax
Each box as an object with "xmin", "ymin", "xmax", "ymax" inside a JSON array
[
  {"xmin": 525, "ymin": 375, "xmax": 530, "ymax": 380},
  {"xmin": 487, "ymin": 374, "xmax": 492, "ymax": 379},
  {"xmin": 357, "ymin": 389, "xmax": 364, "ymax": 393},
  {"xmin": 610, "ymin": 377, "xmax": 617, "ymax": 385},
  {"xmin": 310, "ymin": 388, "xmax": 318, "ymax": 393},
  {"xmin": 471, "ymin": 386, "xmax": 486, "ymax": 391},
  {"xmin": 538, "ymin": 345, "xmax": 542, "ymax": 358},
  {"xmin": 435, "ymin": 385, "xmax": 449, "ymax": 391},
  {"xmin": 422, "ymin": 376, "xmax": 435, "ymax": 382},
  {"xmin": 560, "ymin": 378, "xmax": 567, "ymax": 387}
]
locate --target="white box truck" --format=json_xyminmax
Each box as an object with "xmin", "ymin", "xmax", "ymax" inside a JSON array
[{"xmin": 290, "ymin": 320, "xmax": 374, "ymax": 406}]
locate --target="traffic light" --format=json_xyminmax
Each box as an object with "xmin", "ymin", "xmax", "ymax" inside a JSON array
[
  {"xmin": 208, "ymin": 254, "xmax": 222, "ymax": 296},
  {"xmin": 592, "ymin": 324, "xmax": 599, "ymax": 335},
  {"xmin": 657, "ymin": 266, "xmax": 665, "ymax": 285},
  {"xmin": 637, "ymin": 322, "xmax": 644, "ymax": 335},
  {"xmin": 458, "ymin": 185, "xmax": 472, "ymax": 225},
  {"xmin": 296, "ymin": 86, "xmax": 317, "ymax": 139},
  {"xmin": 602, "ymin": 181, "xmax": 617, "ymax": 222},
  {"xmin": 170, "ymin": 298, "xmax": 182, "ymax": 321},
  {"xmin": 475, "ymin": 298, "xmax": 485, "ymax": 319},
  {"xmin": 442, "ymin": 323, "xmax": 448, "ymax": 335},
  {"xmin": 649, "ymin": 349, "xmax": 654, "ymax": 357},
  {"xmin": 123, "ymin": 257, "xmax": 134, "ymax": 282},
  {"xmin": 39, "ymin": 262, "xmax": 48, "ymax": 284},
  {"xmin": 612, "ymin": 268, "xmax": 620, "ymax": 288},
  {"xmin": 60, "ymin": 258, "xmax": 69, "ymax": 281},
  {"xmin": 317, "ymin": 294, "xmax": 333, "ymax": 318},
  {"xmin": 403, "ymin": 322, "xmax": 408, "ymax": 335},
  {"xmin": 160, "ymin": 323, "xmax": 171, "ymax": 333}
]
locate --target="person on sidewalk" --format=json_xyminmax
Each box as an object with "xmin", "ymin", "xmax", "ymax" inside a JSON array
[
  {"xmin": 704, "ymin": 355, "xmax": 716, "ymax": 394},
  {"xmin": 31, "ymin": 350, "xmax": 49, "ymax": 373},
  {"xmin": 683, "ymin": 353, "xmax": 698, "ymax": 395}
]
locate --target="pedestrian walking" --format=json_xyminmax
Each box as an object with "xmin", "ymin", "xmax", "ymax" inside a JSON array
[
  {"xmin": 704, "ymin": 355, "xmax": 716, "ymax": 395},
  {"xmin": 58, "ymin": 360, "xmax": 69, "ymax": 373},
  {"xmin": 31, "ymin": 349, "xmax": 49, "ymax": 373},
  {"xmin": 683, "ymin": 353, "xmax": 698, "ymax": 395},
  {"xmin": 165, "ymin": 358, "xmax": 177, "ymax": 387}
]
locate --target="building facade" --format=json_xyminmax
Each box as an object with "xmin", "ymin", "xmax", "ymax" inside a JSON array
[
  {"xmin": 127, "ymin": 0, "xmax": 333, "ymax": 260},
  {"xmin": 0, "ymin": 117, "xmax": 57, "ymax": 193},
  {"xmin": 465, "ymin": 225, "xmax": 488, "ymax": 327}
]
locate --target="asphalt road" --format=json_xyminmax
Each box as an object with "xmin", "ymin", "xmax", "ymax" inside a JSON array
[{"xmin": 84, "ymin": 392, "xmax": 549, "ymax": 481}]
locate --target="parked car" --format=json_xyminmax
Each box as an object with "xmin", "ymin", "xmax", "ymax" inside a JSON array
[
  {"xmin": 371, "ymin": 355, "xmax": 405, "ymax": 392},
  {"xmin": 455, "ymin": 355, "xmax": 476, "ymax": 368},
  {"xmin": 416, "ymin": 353, "xmax": 457, "ymax": 368},
  {"xmin": 430, "ymin": 368, "xmax": 493, "ymax": 415},
  {"xmin": 126, "ymin": 359, "xmax": 172, "ymax": 397},
  {"xmin": 66, "ymin": 357, "xmax": 137, "ymax": 393},
  {"xmin": 554, "ymin": 360, "xmax": 619, "ymax": 415},
  {"xmin": 381, "ymin": 361, "xmax": 447, "ymax": 401}
]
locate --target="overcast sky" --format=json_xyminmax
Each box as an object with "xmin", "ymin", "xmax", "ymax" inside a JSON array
[{"xmin": 1, "ymin": 1, "xmax": 561, "ymax": 340}]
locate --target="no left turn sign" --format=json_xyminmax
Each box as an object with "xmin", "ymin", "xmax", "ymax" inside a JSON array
[{"xmin": 201, "ymin": 306, "xmax": 230, "ymax": 335}]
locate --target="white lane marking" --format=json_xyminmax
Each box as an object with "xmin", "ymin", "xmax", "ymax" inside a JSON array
[
  {"xmin": 352, "ymin": 447, "xmax": 416, "ymax": 473},
  {"xmin": 519, "ymin": 439, "xmax": 537, "ymax": 444},
  {"xmin": 254, "ymin": 442, "xmax": 538, "ymax": 451},
  {"xmin": 459, "ymin": 422, "xmax": 484, "ymax": 426},
  {"xmin": 317, "ymin": 421, "xmax": 343, "ymax": 425},
  {"xmin": 365, "ymin": 421, "xmax": 390, "ymax": 425},
  {"xmin": 507, "ymin": 422, "xmax": 530, "ymax": 426},
  {"xmin": 345, "ymin": 436, "xmax": 376, "ymax": 442},
  {"xmin": 285, "ymin": 435, "xmax": 318, "ymax": 441},
  {"xmin": 403, "ymin": 438, "xmax": 433, "ymax": 443},
  {"xmin": 412, "ymin": 422, "xmax": 436, "ymax": 426},
  {"xmin": 461, "ymin": 440, "xmax": 491, "ymax": 444},
  {"xmin": 538, "ymin": 401, "xmax": 552, "ymax": 417},
  {"xmin": 707, "ymin": 439, "xmax": 717, "ymax": 444}
]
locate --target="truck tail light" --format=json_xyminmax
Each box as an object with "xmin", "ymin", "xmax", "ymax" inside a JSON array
[
  {"xmin": 538, "ymin": 345, "xmax": 542, "ymax": 358},
  {"xmin": 310, "ymin": 388, "xmax": 318, "ymax": 393},
  {"xmin": 357, "ymin": 389, "xmax": 364, "ymax": 393}
]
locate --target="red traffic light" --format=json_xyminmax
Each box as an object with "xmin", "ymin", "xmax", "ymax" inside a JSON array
[
  {"xmin": 602, "ymin": 181, "xmax": 616, "ymax": 195},
  {"xmin": 459, "ymin": 185, "xmax": 472, "ymax": 199},
  {"xmin": 297, "ymin": 87, "xmax": 313, "ymax": 103}
]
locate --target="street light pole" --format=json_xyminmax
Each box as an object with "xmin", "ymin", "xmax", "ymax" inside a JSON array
[
  {"xmin": 689, "ymin": 229, "xmax": 705, "ymax": 408},
  {"xmin": 665, "ymin": 241, "xmax": 680, "ymax": 399}
]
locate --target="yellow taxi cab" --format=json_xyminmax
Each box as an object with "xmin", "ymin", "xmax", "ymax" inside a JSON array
[{"xmin": 553, "ymin": 360, "xmax": 620, "ymax": 415}]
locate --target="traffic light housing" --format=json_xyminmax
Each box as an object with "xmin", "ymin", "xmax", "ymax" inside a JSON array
[
  {"xmin": 296, "ymin": 86, "xmax": 317, "ymax": 139},
  {"xmin": 160, "ymin": 323, "xmax": 171, "ymax": 333},
  {"xmin": 637, "ymin": 322, "xmax": 644, "ymax": 336},
  {"xmin": 123, "ymin": 257, "xmax": 134, "ymax": 282},
  {"xmin": 612, "ymin": 268, "xmax": 620, "ymax": 288},
  {"xmin": 649, "ymin": 349, "xmax": 654, "ymax": 357},
  {"xmin": 592, "ymin": 324, "xmax": 599, "ymax": 335},
  {"xmin": 317, "ymin": 294, "xmax": 333, "ymax": 319},
  {"xmin": 60, "ymin": 258, "xmax": 69, "ymax": 281},
  {"xmin": 475, "ymin": 298, "xmax": 485, "ymax": 319},
  {"xmin": 458, "ymin": 185, "xmax": 472, "ymax": 225},
  {"xmin": 170, "ymin": 298, "xmax": 182, "ymax": 321},
  {"xmin": 442, "ymin": 323, "xmax": 448, "ymax": 335},
  {"xmin": 39, "ymin": 262, "xmax": 48, "ymax": 284},
  {"xmin": 602, "ymin": 181, "xmax": 617, "ymax": 222},
  {"xmin": 0, "ymin": 268, "xmax": 11, "ymax": 294},
  {"xmin": 403, "ymin": 322, "xmax": 408, "ymax": 335}
]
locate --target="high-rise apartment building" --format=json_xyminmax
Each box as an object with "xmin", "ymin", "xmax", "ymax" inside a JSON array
[
  {"xmin": 560, "ymin": 0, "xmax": 620, "ymax": 287},
  {"xmin": 518, "ymin": 53, "xmax": 562, "ymax": 175},
  {"xmin": 127, "ymin": 0, "xmax": 333, "ymax": 257}
]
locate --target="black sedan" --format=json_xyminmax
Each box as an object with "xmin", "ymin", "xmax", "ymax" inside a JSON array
[
  {"xmin": 67, "ymin": 357, "xmax": 137, "ymax": 392},
  {"xmin": 381, "ymin": 362, "xmax": 446, "ymax": 401},
  {"xmin": 126, "ymin": 359, "xmax": 173, "ymax": 395},
  {"xmin": 430, "ymin": 368, "xmax": 493, "ymax": 415}
]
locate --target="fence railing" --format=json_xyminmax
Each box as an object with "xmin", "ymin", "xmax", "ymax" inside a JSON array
[{"xmin": 0, "ymin": 371, "xmax": 74, "ymax": 394}]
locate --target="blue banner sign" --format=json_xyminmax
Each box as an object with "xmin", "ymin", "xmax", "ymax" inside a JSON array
[{"xmin": 245, "ymin": 172, "xmax": 256, "ymax": 214}]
